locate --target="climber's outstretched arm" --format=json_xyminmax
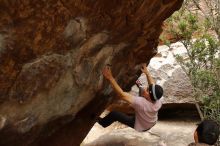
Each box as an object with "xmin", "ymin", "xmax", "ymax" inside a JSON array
[
  {"xmin": 102, "ymin": 66, "xmax": 133, "ymax": 103},
  {"xmin": 141, "ymin": 63, "xmax": 155, "ymax": 85}
]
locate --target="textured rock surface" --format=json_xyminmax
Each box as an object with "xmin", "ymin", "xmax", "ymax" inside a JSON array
[
  {"xmin": 0, "ymin": 0, "xmax": 183, "ymax": 145},
  {"xmin": 144, "ymin": 42, "xmax": 195, "ymax": 103}
]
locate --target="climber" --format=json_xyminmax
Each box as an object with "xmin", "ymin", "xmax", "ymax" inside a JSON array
[
  {"xmin": 188, "ymin": 120, "xmax": 220, "ymax": 146},
  {"xmin": 98, "ymin": 63, "xmax": 164, "ymax": 132}
]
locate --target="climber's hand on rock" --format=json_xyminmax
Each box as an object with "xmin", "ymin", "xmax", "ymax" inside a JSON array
[
  {"xmin": 141, "ymin": 63, "xmax": 148, "ymax": 74},
  {"xmin": 102, "ymin": 66, "xmax": 113, "ymax": 80}
]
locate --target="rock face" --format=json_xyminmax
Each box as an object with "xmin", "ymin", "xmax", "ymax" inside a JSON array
[
  {"xmin": 0, "ymin": 0, "xmax": 183, "ymax": 146},
  {"xmin": 149, "ymin": 42, "xmax": 195, "ymax": 103}
]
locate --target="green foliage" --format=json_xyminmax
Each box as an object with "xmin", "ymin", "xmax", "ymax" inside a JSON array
[
  {"xmin": 202, "ymin": 91, "xmax": 220, "ymax": 122},
  {"xmin": 162, "ymin": 2, "xmax": 220, "ymax": 124}
]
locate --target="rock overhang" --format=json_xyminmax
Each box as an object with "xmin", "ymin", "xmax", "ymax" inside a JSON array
[{"xmin": 0, "ymin": 0, "xmax": 184, "ymax": 145}]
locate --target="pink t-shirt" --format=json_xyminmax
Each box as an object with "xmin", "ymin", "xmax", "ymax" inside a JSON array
[{"xmin": 131, "ymin": 96, "xmax": 163, "ymax": 132}]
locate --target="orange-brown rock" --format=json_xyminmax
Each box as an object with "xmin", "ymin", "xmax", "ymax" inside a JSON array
[{"xmin": 0, "ymin": 0, "xmax": 183, "ymax": 145}]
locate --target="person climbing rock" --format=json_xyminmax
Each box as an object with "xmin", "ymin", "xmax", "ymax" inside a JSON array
[
  {"xmin": 188, "ymin": 120, "xmax": 220, "ymax": 146},
  {"xmin": 98, "ymin": 63, "xmax": 164, "ymax": 132}
]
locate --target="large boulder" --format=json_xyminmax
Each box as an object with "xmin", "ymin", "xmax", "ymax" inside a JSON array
[
  {"xmin": 0, "ymin": 0, "xmax": 183, "ymax": 145},
  {"xmin": 133, "ymin": 42, "xmax": 195, "ymax": 103},
  {"xmin": 151, "ymin": 43, "xmax": 195, "ymax": 103}
]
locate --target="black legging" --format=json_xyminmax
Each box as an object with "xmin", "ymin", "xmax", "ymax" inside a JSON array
[{"xmin": 98, "ymin": 111, "xmax": 135, "ymax": 128}]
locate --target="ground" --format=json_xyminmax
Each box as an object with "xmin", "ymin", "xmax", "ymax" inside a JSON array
[{"xmin": 82, "ymin": 118, "xmax": 198, "ymax": 146}]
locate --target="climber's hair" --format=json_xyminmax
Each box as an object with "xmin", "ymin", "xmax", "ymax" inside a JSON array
[{"xmin": 196, "ymin": 120, "xmax": 220, "ymax": 145}]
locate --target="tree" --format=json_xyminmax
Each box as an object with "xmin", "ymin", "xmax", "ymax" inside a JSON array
[{"xmin": 160, "ymin": 0, "xmax": 220, "ymax": 124}]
